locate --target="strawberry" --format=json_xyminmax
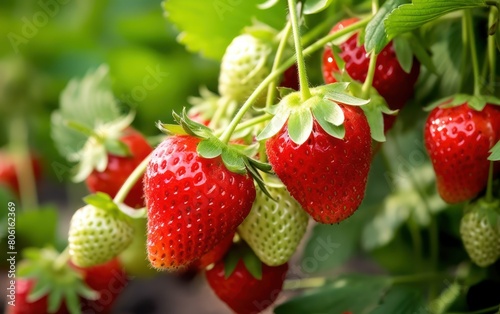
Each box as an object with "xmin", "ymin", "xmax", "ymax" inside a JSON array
[
  {"xmin": 322, "ymin": 18, "xmax": 420, "ymax": 129},
  {"xmin": 460, "ymin": 198, "xmax": 500, "ymax": 267},
  {"xmin": 68, "ymin": 194, "xmax": 134, "ymax": 267},
  {"xmin": 0, "ymin": 150, "xmax": 41, "ymax": 196},
  {"xmin": 238, "ymin": 178, "xmax": 309, "ymax": 265},
  {"xmin": 424, "ymin": 102, "xmax": 500, "ymax": 203},
  {"xmin": 74, "ymin": 258, "xmax": 128, "ymax": 314},
  {"xmin": 264, "ymin": 101, "xmax": 372, "ymax": 224},
  {"xmin": 143, "ymin": 135, "xmax": 256, "ymax": 270},
  {"xmin": 190, "ymin": 232, "xmax": 235, "ymax": 270},
  {"xmin": 6, "ymin": 279, "xmax": 69, "ymax": 314},
  {"xmin": 85, "ymin": 127, "xmax": 152, "ymax": 208},
  {"xmin": 206, "ymin": 258, "xmax": 288, "ymax": 314},
  {"xmin": 219, "ymin": 29, "xmax": 276, "ymax": 105},
  {"xmin": 279, "ymin": 64, "xmax": 300, "ymax": 91}
]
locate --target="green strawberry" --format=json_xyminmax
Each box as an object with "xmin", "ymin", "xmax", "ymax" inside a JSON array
[
  {"xmin": 460, "ymin": 198, "xmax": 500, "ymax": 267},
  {"xmin": 68, "ymin": 193, "xmax": 135, "ymax": 267},
  {"xmin": 238, "ymin": 177, "xmax": 309, "ymax": 266},
  {"xmin": 218, "ymin": 27, "xmax": 276, "ymax": 105}
]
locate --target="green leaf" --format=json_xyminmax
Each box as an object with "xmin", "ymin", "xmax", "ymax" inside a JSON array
[
  {"xmin": 164, "ymin": 0, "xmax": 287, "ymax": 60},
  {"xmin": 221, "ymin": 149, "xmax": 246, "ymax": 174},
  {"xmin": 51, "ymin": 65, "xmax": 122, "ymax": 160},
  {"xmin": 156, "ymin": 123, "xmax": 188, "ymax": 136},
  {"xmin": 241, "ymin": 249, "xmax": 262, "ymax": 280},
  {"xmin": 362, "ymin": 98, "xmax": 388, "ymax": 143},
  {"xmin": 408, "ymin": 33, "xmax": 437, "ymax": 73},
  {"xmin": 364, "ymin": 0, "xmax": 408, "ymax": 53},
  {"xmin": 258, "ymin": 0, "xmax": 280, "ymax": 10},
  {"xmin": 385, "ymin": 0, "xmax": 488, "ymax": 39},
  {"xmin": 313, "ymin": 100, "xmax": 344, "ymax": 126},
  {"xmin": 278, "ymin": 87, "xmax": 297, "ymax": 98},
  {"xmin": 393, "ymin": 36, "xmax": 414, "ymax": 73},
  {"xmin": 325, "ymin": 91, "xmax": 369, "ymax": 106},
  {"xmin": 223, "ymin": 249, "xmax": 240, "ymax": 278},
  {"xmin": 301, "ymin": 211, "xmax": 366, "ymax": 273},
  {"xmin": 275, "ymin": 275, "xmax": 391, "ymax": 314},
  {"xmin": 197, "ymin": 139, "xmax": 223, "ymax": 159},
  {"xmin": 489, "ymin": 141, "xmax": 500, "ymax": 161},
  {"xmin": 287, "ymin": 110, "xmax": 313, "ymax": 145},
  {"xmin": 370, "ymin": 288, "xmax": 425, "ymax": 314},
  {"xmin": 256, "ymin": 107, "xmax": 290, "ymax": 140},
  {"xmin": 313, "ymin": 111, "xmax": 345, "ymax": 139},
  {"xmin": 303, "ymin": 0, "xmax": 333, "ymax": 15},
  {"xmin": 83, "ymin": 192, "xmax": 115, "ymax": 210},
  {"xmin": 468, "ymin": 96, "xmax": 487, "ymax": 111}
]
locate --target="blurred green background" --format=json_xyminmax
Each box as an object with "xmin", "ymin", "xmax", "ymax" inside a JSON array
[{"xmin": 0, "ymin": 0, "xmax": 219, "ymax": 183}]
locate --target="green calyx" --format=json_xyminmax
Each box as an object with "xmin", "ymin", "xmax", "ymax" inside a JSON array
[
  {"xmin": 465, "ymin": 197, "xmax": 500, "ymax": 228},
  {"xmin": 84, "ymin": 192, "xmax": 146, "ymax": 219},
  {"xmin": 257, "ymin": 82, "xmax": 370, "ymax": 145},
  {"xmin": 223, "ymin": 241, "xmax": 263, "ymax": 280},
  {"xmin": 18, "ymin": 247, "xmax": 98, "ymax": 314},
  {"xmin": 158, "ymin": 109, "xmax": 274, "ymax": 198}
]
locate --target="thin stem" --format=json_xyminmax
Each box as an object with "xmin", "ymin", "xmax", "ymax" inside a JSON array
[
  {"xmin": 218, "ymin": 17, "xmax": 370, "ymax": 144},
  {"xmin": 113, "ymin": 153, "xmax": 151, "ymax": 204},
  {"xmin": 287, "ymin": 0, "xmax": 311, "ymax": 101},
  {"xmin": 371, "ymin": 0, "xmax": 379, "ymax": 14},
  {"xmin": 488, "ymin": 7, "xmax": 497, "ymax": 87},
  {"xmin": 266, "ymin": 21, "xmax": 293, "ymax": 108},
  {"xmin": 208, "ymin": 97, "xmax": 232, "ymax": 129},
  {"xmin": 301, "ymin": 12, "xmax": 343, "ymax": 46},
  {"xmin": 361, "ymin": 53, "xmax": 378, "ymax": 98},
  {"xmin": 486, "ymin": 161, "xmax": 494, "ymax": 202},
  {"xmin": 284, "ymin": 277, "xmax": 327, "ymax": 290},
  {"xmin": 9, "ymin": 114, "xmax": 38, "ymax": 209},
  {"xmin": 407, "ymin": 217, "xmax": 424, "ymax": 271},
  {"xmin": 464, "ymin": 10, "xmax": 482, "ymax": 96},
  {"xmin": 446, "ymin": 304, "xmax": 500, "ymax": 314},
  {"xmin": 54, "ymin": 247, "xmax": 70, "ymax": 271}
]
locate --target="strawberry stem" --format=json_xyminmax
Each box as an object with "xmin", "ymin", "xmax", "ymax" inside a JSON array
[
  {"xmin": 218, "ymin": 18, "xmax": 370, "ymax": 144},
  {"xmin": 9, "ymin": 114, "xmax": 38, "ymax": 210},
  {"xmin": 488, "ymin": 7, "xmax": 497, "ymax": 88},
  {"xmin": 208, "ymin": 97, "xmax": 233, "ymax": 130},
  {"xmin": 464, "ymin": 10, "xmax": 481, "ymax": 96},
  {"xmin": 361, "ymin": 53, "xmax": 378, "ymax": 99},
  {"xmin": 287, "ymin": 0, "xmax": 311, "ymax": 101},
  {"xmin": 113, "ymin": 153, "xmax": 151, "ymax": 204},
  {"xmin": 54, "ymin": 247, "xmax": 70, "ymax": 271},
  {"xmin": 486, "ymin": 161, "xmax": 494, "ymax": 202},
  {"xmin": 266, "ymin": 20, "xmax": 293, "ymax": 108}
]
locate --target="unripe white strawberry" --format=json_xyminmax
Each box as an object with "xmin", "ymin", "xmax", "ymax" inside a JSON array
[
  {"xmin": 238, "ymin": 178, "xmax": 308, "ymax": 266},
  {"xmin": 460, "ymin": 199, "xmax": 500, "ymax": 267},
  {"xmin": 218, "ymin": 30, "xmax": 276, "ymax": 106},
  {"xmin": 69, "ymin": 204, "xmax": 134, "ymax": 267}
]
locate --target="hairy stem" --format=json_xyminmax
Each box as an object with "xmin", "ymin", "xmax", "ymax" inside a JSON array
[
  {"xmin": 361, "ymin": 53, "xmax": 378, "ymax": 99},
  {"xmin": 266, "ymin": 21, "xmax": 293, "ymax": 108},
  {"xmin": 464, "ymin": 10, "xmax": 482, "ymax": 96},
  {"xmin": 287, "ymin": 0, "xmax": 311, "ymax": 101}
]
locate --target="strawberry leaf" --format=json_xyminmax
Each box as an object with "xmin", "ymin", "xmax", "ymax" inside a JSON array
[
  {"xmin": 489, "ymin": 141, "xmax": 500, "ymax": 161},
  {"xmin": 241, "ymin": 248, "xmax": 262, "ymax": 280},
  {"xmin": 256, "ymin": 107, "xmax": 290, "ymax": 141},
  {"xmin": 221, "ymin": 149, "xmax": 246, "ymax": 174},
  {"xmin": 325, "ymin": 90, "xmax": 369, "ymax": 106},
  {"xmin": 303, "ymin": 0, "xmax": 333, "ymax": 15},
  {"xmin": 157, "ymin": 123, "xmax": 189, "ymax": 136},
  {"xmin": 197, "ymin": 139, "xmax": 223, "ymax": 159},
  {"xmin": 361, "ymin": 96, "xmax": 392, "ymax": 143},
  {"xmin": 288, "ymin": 110, "xmax": 313, "ymax": 145},
  {"xmin": 385, "ymin": 0, "xmax": 488, "ymax": 39},
  {"xmin": 313, "ymin": 110, "xmax": 345, "ymax": 140},
  {"xmin": 393, "ymin": 36, "xmax": 414, "ymax": 74},
  {"xmin": 223, "ymin": 248, "xmax": 241, "ymax": 278},
  {"xmin": 408, "ymin": 33, "xmax": 437, "ymax": 74},
  {"xmin": 164, "ymin": 0, "xmax": 286, "ymax": 60},
  {"xmin": 312, "ymin": 99, "xmax": 344, "ymax": 126},
  {"xmin": 364, "ymin": 0, "xmax": 408, "ymax": 53}
]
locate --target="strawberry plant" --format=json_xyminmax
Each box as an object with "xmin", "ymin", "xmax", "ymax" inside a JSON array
[{"xmin": 3, "ymin": 0, "xmax": 500, "ymax": 313}]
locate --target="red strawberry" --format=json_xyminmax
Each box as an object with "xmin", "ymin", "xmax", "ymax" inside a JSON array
[
  {"xmin": 143, "ymin": 135, "xmax": 256, "ymax": 270},
  {"xmin": 6, "ymin": 279, "xmax": 69, "ymax": 314},
  {"xmin": 206, "ymin": 259, "xmax": 288, "ymax": 314},
  {"xmin": 190, "ymin": 232, "xmax": 234, "ymax": 270},
  {"xmin": 279, "ymin": 64, "xmax": 300, "ymax": 91},
  {"xmin": 75, "ymin": 258, "xmax": 128, "ymax": 314},
  {"xmin": 0, "ymin": 151, "xmax": 41, "ymax": 196},
  {"xmin": 424, "ymin": 102, "xmax": 500, "ymax": 203},
  {"xmin": 86, "ymin": 127, "xmax": 152, "ymax": 208},
  {"xmin": 322, "ymin": 18, "xmax": 420, "ymax": 129},
  {"xmin": 266, "ymin": 104, "xmax": 372, "ymax": 224}
]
